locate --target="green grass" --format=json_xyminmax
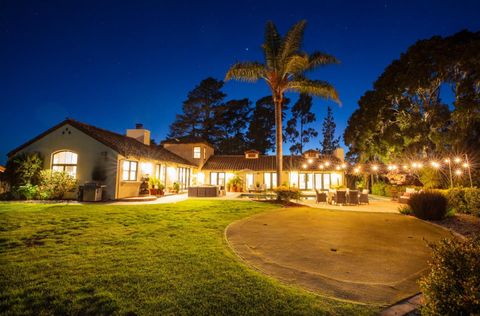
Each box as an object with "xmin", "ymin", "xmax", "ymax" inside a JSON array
[{"xmin": 0, "ymin": 200, "xmax": 377, "ymax": 315}]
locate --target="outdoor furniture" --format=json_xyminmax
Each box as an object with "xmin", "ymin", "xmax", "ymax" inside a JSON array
[
  {"xmin": 315, "ymin": 189, "xmax": 327, "ymax": 203},
  {"xmin": 399, "ymin": 188, "xmax": 417, "ymax": 204},
  {"xmin": 347, "ymin": 190, "xmax": 359, "ymax": 205},
  {"xmin": 334, "ymin": 190, "xmax": 347, "ymax": 205},
  {"xmin": 359, "ymin": 189, "xmax": 369, "ymax": 204},
  {"xmin": 188, "ymin": 186, "xmax": 219, "ymax": 197}
]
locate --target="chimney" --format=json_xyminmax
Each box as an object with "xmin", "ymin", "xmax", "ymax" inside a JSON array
[
  {"xmin": 126, "ymin": 123, "xmax": 150, "ymax": 145},
  {"xmin": 333, "ymin": 148, "xmax": 345, "ymax": 162}
]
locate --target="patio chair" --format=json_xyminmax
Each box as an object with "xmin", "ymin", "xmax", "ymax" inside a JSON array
[
  {"xmin": 315, "ymin": 189, "xmax": 327, "ymax": 204},
  {"xmin": 334, "ymin": 190, "xmax": 347, "ymax": 205},
  {"xmin": 359, "ymin": 189, "xmax": 369, "ymax": 204},
  {"xmin": 348, "ymin": 190, "xmax": 359, "ymax": 205}
]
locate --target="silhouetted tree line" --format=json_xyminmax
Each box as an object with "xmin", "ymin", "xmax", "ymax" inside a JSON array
[{"xmin": 168, "ymin": 77, "xmax": 340, "ymax": 155}]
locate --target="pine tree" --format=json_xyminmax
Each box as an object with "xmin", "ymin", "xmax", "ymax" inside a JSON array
[
  {"xmin": 321, "ymin": 106, "xmax": 340, "ymax": 154},
  {"xmin": 216, "ymin": 98, "xmax": 252, "ymax": 154},
  {"xmin": 285, "ymin": 94, "xmax": 318, "ymax": 154},
  {"xmin": 168, "ymin": 77, "xmax": 226, "ymax": 146}
]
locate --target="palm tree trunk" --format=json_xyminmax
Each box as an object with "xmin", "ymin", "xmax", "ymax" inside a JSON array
[{"xmin": 274, "ymin": 94, "xmax": 283, "ymax": 188}]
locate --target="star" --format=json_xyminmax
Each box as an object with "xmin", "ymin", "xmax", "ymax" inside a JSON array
[{"xmin": 245, "ymin": 47, "xmax": 249, "ymax": 51}]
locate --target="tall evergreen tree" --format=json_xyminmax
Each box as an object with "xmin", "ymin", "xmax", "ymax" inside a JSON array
[
  {"xmin": 216, "ymin": 98, "xmax": 252, "ymax": 154},
  {"xmin": 321, "ymin": 106, "xmax": 340, "ymax": 154},
  {"xmin": 285, "ymin": 94, "xmax": 318, "ymax": 154},
  {"xmin": 168, "ymin": 77, "xmax": 225, "ymax": 146},
  {"xmin": 247, "ymin": 96, "xmax": 288, "ymax": 154}
]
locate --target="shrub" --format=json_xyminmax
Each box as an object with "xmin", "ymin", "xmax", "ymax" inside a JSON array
[
  {"xmin": 398, "ymin": 205, "xmax": 412, "ymax": 215},
  {"xmin": 4, "ymin": 152, "xmax": 43, "ymax": 187},
  {"xmin": 13, "ymin": 183, "xmax": 39, "ymax": 200},
  {"xmin": 408, "ymin": 191, "xmax": 448, "ymax": 220},
  {"xmin": 273, "ymin": 186, "xmax": 301, "ymax": 202},
  {"xmin": 173, "ymin": 182, "xmax": 180, "ymax": 192},
  {"xmin": 371, "ymin": 182, "xmax": 386, "ymax": 196},
  {"xmin": 420, "ymin": 237, "xmax": 480, "ymax": 315},
  {"xmin": 38, "ymin": 170, "xmax": 77, "ymax": 200},
  {"xmin": 445, "ymin": 187, "xmax": 480, "ymax": 216},
  {"xmin": 227, "ymin": 174, "xmax": 243, "ymax": 192},
  {"xmin": 464, "ymin": 188, "xmax": 480, "ymax": 217}
]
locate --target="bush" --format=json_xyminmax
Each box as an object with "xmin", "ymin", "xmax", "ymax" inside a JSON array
[
  {"xmin": 408, "ymin": 191, "xmax": 448, "ymax": 220},
  {"xmin": 371, "ymin": 182, "xmax": 386, "ymax": 196},
  {"xmin": 273, "ymin": 186, "xmax": 301, "ymax": 202},
  {"xmin": 420, "ymin": 237, "xmax": 480, "ymax": 315},
  {"xmin": 4, "ymin": 152, "xmax": 43, "ymax": 187},
  {"xmin": 38, "ymin": 170, "xmax": 77, "ymax": 200},
  {"xmin": 398, "ymin": 205, "xmax": 412, "ymax": 215},
  {"xmin": 13, "ymin": 183, "xmax": 39, "ymax": 200},
  {"xmin": 445, "ymin": 187, "xmax": 480, "ymax": 216}
]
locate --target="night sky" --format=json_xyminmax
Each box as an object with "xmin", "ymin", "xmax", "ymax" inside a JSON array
[{"xmin": 1, "ymin": 0, "xmax": 479, "ymax": 164}]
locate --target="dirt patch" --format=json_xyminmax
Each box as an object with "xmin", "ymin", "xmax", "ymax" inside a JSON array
[
  {"xmin": 226, "ymin": 207, "xmax": 452, "ymax": 305},
  {"xmin": 431, "ymin": 214, "xmax": 480, "ymax": 238}
]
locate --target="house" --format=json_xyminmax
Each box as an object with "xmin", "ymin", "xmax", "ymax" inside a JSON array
[
  {"xmin": 0, "ymin": 165, "xmax": 5, "ymax": 173},
  {"xmin": 7, "ymin": 119, "xmax": 345, "ymax": 199}
]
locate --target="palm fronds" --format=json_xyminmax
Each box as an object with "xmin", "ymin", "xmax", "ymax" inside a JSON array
[
  {"xmin": 308, "ymin": 51, "xmax": 340, "ymax": 70},
  {"xmin": 225, "ymin": 62, "xmax": 266, "ymax": 82},
  {"xmin": 279, "ymin": 20, "xmax": 306, "ymax": 64},
  {"xmin": 287, "ymin": 78, "xmax": 340, "ymax": 104},
  {"xmin": 262, "ymin": 21, "xmax": 282, "ymax": 70}
]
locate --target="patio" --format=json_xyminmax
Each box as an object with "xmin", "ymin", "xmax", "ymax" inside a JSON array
[{"xmin": 298, "ymin": 194, "xmax": 399, "ymax": 213}]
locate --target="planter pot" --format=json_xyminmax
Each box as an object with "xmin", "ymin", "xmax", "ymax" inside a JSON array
[
  {"xmin": 149, "ymin": 189, "xmax": 158, "ymax": 195},
  {"xmin": 157, "ymin": 190, "xmax": 164, "ymax": 196}
]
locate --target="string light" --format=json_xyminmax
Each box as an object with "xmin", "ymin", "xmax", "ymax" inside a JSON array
[
  {"xmin": 319, "ymin": 164, "xmax": 324, "ymax": 169},
  {"xmin": 462, "ymin": 162, "xmax": 469, "ymax": 168},
  {"xmin": 372, "ymin": 165, "xmax": 379, "ymax": 171},
  {"xmin": 341, "ymin": 163, "xmax": 347, "ymax": 169},
  {"xmin": 444, "ymin": 158, "xmax": 450, "ymax": 163},
  {"xmin": 308, "ymin": 158, "xmax": 313, "ymax": 164},
  {"xmin": 335, "ymin": 166, "xmax": 341, "ymax": 170},
  {"xmin": 454, "ymin": 157, "xmax": 462, "ymax": 163},
  {"xmin": 455, "ymin": 169, "xmax": 462, "ymax": 176},
  {"xmin": 302, "ymin": 164, "xmax": 307, "ymax": 169},
  {"xmin": 324, "ymin": 161, "xmax": 330, "ymax": 167},
  {"xmin": 430, "ymin": 161, "xmax": 440, "ymax": 168}
]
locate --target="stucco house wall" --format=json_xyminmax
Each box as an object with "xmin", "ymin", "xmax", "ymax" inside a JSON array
[
  {"xmin": 11, "ymin": 123, "xmax": 119, "ymax": 200},
  {"xmin": 162, "ymin": 143, "xmax": 214, "ymax": 168}
]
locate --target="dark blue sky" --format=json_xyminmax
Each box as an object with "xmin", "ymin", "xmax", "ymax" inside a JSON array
[{"xmin": 1, "ymin": 0, "xmax": 479, "ymax": 164}]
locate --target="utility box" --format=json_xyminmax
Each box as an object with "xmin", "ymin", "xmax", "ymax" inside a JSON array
[{"xmin": 83, "ymin": 182, "xmax": 105, "ymax": 202}]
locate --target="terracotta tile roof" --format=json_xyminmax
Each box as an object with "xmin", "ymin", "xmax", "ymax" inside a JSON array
[
  {"xmin": 161, "ymin": 136, "xmax": 213, "ymax": 147},
  {"xmin": 8, "ymin": 119, "xmax": 195, "ymax": 166},
  {"xmin": 201, "ymin": 155, "xmax": 342, "ymax": 171}
]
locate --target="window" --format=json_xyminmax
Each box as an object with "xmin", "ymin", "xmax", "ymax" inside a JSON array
[
  {"xmin": 246, "ymin": 174, "xmax": 254, "ymax": 188},
  {"xmin": 122, "ymin": 160, "xmax": 138, "ymax": 181},
  {"xmin": 177, "ymin": 167, "xmax": 191, "ymax": 190},
  {"xmin": 299, "ymin": 173, "xmax": 313, "ymax": 190},
  {"xmin": 52, "ymin": 151, "xmax": 78, "ymax": 178},
  {"xmin": 264, "ymin": 172, "xmax": 277, "ymax": 189},
  {"xmin": 155, "ymin": 164, "xmax": 166, "ymax": 185},
  {"xmin": 210, "ymin": 172, "xmax": 225, "ymax": 186},
  {"xmin": 193, "ymin": 146, "xmax": 201, "ymax": 159}
]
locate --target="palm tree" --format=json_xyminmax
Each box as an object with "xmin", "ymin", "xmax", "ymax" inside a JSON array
[{"xmin": 225, "ymin": 20, "xmax": 340, "ymax": 187}]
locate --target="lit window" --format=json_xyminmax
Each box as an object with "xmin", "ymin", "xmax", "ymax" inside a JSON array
[
  {"xmin": 203, "ymin": 147, "xmax": 206, "ymax": 159},
  {"xmin": 122, "ymin": 160, "xmax": 138, "ymax": 181},
  {"xmin": 264, "ymin": 172, "xmax": 277, "ymax": 189},
  {"xmin": 194, "ymin": 146, "xmax": 201, "ymax": 159},
  {"xmin": 210, "ymin": 172, "xmax": 225, "ymax": 186},
  {"xmin": 52, "ymin": 151, "xmax": 78, "ymax": 178}
]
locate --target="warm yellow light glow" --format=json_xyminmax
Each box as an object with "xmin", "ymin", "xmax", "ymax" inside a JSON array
[
  {"xmin": 335, "ymin": 166, "xmax": 341, "ymax": 170},
  {"xmin": 372, "ymin": 165, "xmax": 378, "ymax": 171},
  {"xmin": 289, "ymin": 172, "xmax": 298, "ymax": 187},
  {"xmin": 454, "ymin": 157, "xmax": 461, "ymax": 163},
  {"xmin": 225, "ymin": 172, "xmax": 235, "ymax": 184},
  {"xmin": 402, "ymin": 165, "xmax": 408, "ymax": 170},
  {"xmin": 341, "ymin": 163, "xmax": 346, "ymax": 169},
  {"xmin": 167, "ymin": 166, "xmax": 176, "ymax": 183},
  {"xmin": 455, "ymin": 169, "xmax": 462, "ymax": 176},
  {"xmin": 319, "ymin": 164, "xmax": 324, "ymax": 169},
  {"xmin": 354, "ymin": 167, "xmax": 360, "ymax": 173},
  {"xmin": 462, "ymin": 162, "xmax": 469, "ymax": 168},
  {"xmin": 444, "ymin": 158, "xmax": 450, "ymax": 163},
  {"xmin": 418, "ymin": 163, "xmax": 423, "ymax": 168},
  {"xmin": 302, "ymin": 164, "xmax": 307, "ymax": 169},
  {"xmin": 308, "ymin": 158, "xmax": 313, "ymax": 164},
  {"xmin": 140, "ymin": 162, "xmax": 153, "ymax": 175},
  {"xmin": 324, "ymin": 161, "xmax": 330, "ymax": 166},
  {"xmin": 197, "ymin": 172, "xmax": 205, "ymax": 185},
  {"xmin": 430, "ymin": 161, "xmax": 440, "ymax": 168}
]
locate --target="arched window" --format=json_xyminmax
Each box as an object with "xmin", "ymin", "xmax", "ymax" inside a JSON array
[{"xmin": 52, "ymin": 151, "xmax": 78, "ymax": 178}]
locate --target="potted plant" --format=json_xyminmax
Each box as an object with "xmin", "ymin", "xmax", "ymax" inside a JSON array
[
  {"xmin": 173, "ymin": 182, "xmax": 180, "ymax": 194},
  {"xmin": 148, "ymin": 177, "xmax": 158, "ymax": 196},
  {"xmin": 157, "ymin": 183, "xmax": 165, "ymax": 196}
]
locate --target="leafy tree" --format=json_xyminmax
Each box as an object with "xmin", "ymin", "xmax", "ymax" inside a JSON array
[
  {"xmin": 216, "ymin": 98, "xmax": 252, "ymax": 154},
  {"xmin": 344, "ymin": 30, "xmax": 480, "ymax": 163},
  {"xmin": 320, "ymin": 106, "xmax": 340, "ymax": 154},
  {"xmin": 169, "ymin": 77, "xmax": 226, "ymax": 146},
  {"xmin": 226, "ymin": 20, "xmax": 340, "ymax": 186},
  {"xmin": 285, "ymin": 94, "xmax": 317, "ymax": 154},
  {"xmin": 246, "ymin": 96, "xmax": 289, "ymax": 154}
]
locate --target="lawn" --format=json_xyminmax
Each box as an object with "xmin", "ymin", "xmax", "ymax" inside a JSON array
[{"xmin": 0, "ymin": 200, "xmax": 377, "ymax": 315}]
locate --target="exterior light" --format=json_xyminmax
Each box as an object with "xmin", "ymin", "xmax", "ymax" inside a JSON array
[
  {"xmin": 455, "ymin": 169, "xmax": 462, "ymax": 176},
  {"xmin": 444, "ymin": 158, "xmax": 450, "ymax": 163},
  {"xmin": 412, "ymin": 162, "xmax": 418, "ymax": 168},
  {"xmin": 462, "ymin": 162, "xmax": 469, "ymax": 168},
  {"xmin": 324, "ymin": 161, "xmax": 330, "ymax": 166},
  {"xmin": 354, "ymin": 167, "xmax": 360, "ymax": 173},
  {"xmin": 335, "ymin": 166, "xmax": 341, "ymax": 170},
  {"xmin": 454, "ymin": 157, "xmax": 461, "ymax": 163},
  {"xmin": 302, "ymin": 164, "xmax": 307, "ymax": 169},
  {"xmin": 430, "ymin": 161, "xmax": 440, "ymax": 168},
  {"xmin": 307, "ymin": 158, "xmax": 313, "ymax": 164},
  {"xmin": 319, "ymin": 164, "xmax": 324, "ymax": 169},
  {"xmin": 403, "ymin": 165, "xmax": 408, "ymax": 170},
  {"xmin": 418, "ymin": 163, "xmax": 423, "ymax": 168},
  {"xmin": 372, "ymin": 165, "xmax": 378, "ymax": 171},
  {"xmin": 341, "ymin": 164, "xmax": 346, "ymax": 169}
]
